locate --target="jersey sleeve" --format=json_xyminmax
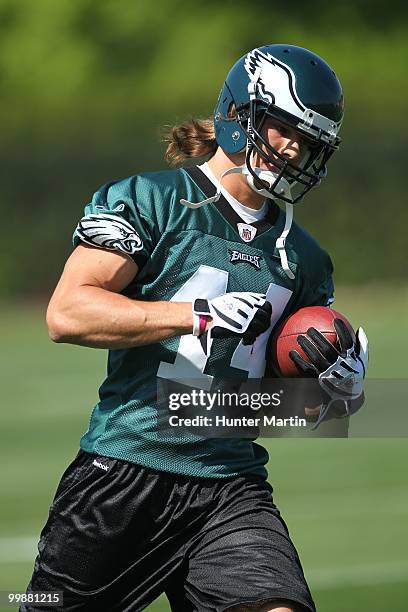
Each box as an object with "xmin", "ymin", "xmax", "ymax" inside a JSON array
[
  {"xmin": 307, "ymin": 265, "xmax": 335, "ymax": 307},
  {"xmin": 72, "ymin": 178, "xmax": 156, "ymax": 267},
  {"xmin": 295, "ymin": 251, "xmax": 335, "ymax": 309}
]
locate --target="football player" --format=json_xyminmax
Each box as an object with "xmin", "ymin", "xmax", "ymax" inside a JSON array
[{"xmin": 23, "ymin": 45, "xmax": 368, "ymax": 612}]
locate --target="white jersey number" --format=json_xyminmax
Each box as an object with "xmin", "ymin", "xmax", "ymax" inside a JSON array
[{"xmin": 157, "ymin": 265, "xmax": 292, "ymax": 389}]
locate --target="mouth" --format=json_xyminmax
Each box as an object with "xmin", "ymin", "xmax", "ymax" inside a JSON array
[
  {"xmin": 262, "ymin": 160, "xmax": 300, "ymax": 182},
  {"xmin": 261, "ymin": 159, "xmax": 285, "ymax": 174}
]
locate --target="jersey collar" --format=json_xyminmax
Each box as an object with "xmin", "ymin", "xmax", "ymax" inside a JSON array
[{"xmin": 184, "ymin": 165, "xmax": 282, "ymax": 238}]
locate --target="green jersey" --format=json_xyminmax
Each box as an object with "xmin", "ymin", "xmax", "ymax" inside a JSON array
[{"xmin": 73, "ymin": 165, "xmax": 334, "ymax": 478}]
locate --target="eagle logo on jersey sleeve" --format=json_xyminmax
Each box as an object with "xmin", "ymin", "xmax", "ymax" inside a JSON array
[{"xmin": 75, "ymin": 213, "xmax": 144, "ymax": 254}]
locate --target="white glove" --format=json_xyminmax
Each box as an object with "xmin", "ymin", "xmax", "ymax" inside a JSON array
[{"xmin": 193, "ymin": 292, "xmax": 272, "ymax": 355}]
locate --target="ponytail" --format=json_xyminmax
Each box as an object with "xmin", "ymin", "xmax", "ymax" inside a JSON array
[{"xmin": 162, "ymin": 117, "xmax": 217, "ymax": 166}]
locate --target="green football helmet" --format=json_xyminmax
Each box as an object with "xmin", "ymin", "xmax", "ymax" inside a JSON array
[{"xmin": 214, "ymin": 44, "xmax": 344, "ymax": 204}]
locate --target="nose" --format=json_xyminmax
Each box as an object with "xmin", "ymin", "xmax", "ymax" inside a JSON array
[{"xmin": 279, "ymin": 134, "xmax": 303, "ymax": 162}]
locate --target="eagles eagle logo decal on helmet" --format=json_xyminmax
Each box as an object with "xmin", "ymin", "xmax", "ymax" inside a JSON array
[
  {"xmin": 75, "ymin": 213, "xmax": 144, "ymax": 254},
  {"xmin": 244, "ymin": 49, "xmax": 303, "ymax": 113}
]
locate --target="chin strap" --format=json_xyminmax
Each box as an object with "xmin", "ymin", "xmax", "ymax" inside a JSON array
[
  {"xmin": 275, "ymin": 203, "xmax": 295, "ymax": 280},
  {"xmin": 179, "ymin": 166, "xmax": 244, "ymax": 209}
]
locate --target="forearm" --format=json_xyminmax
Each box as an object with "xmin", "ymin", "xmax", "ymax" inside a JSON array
[{"xmin": 47, "ymin": 285, "xmax": 193, "ymax": 349}]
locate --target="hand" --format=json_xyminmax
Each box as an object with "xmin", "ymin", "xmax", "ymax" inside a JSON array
[
  {"xmin": 193, "ymin": 292, "xmax": 272, "ymax": 355},
  {"xmin": 290, "ymin": 319, "xmax": 369, "ymax": 427}
]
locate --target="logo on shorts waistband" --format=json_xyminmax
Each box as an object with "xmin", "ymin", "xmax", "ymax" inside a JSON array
[{"xmin": 92, "ymin": 459, "xmax": 109, "ymax": 472}]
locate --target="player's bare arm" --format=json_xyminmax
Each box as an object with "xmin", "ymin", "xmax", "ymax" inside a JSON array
[
  {"xmin": 46, "ymin": 244, "xmax": 194, "ymax": 348},
  {"xmin": 47, "ymin": 244, "xmax": 271, "ymax": 349}
]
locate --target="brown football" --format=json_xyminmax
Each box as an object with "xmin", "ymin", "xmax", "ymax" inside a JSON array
[{"xmin": 270, "ymin": 306, "xmax": 354, "ymax": 377}]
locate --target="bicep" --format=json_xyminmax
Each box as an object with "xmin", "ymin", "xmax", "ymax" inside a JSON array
[{"xmin": 50, "ymin": 244, "xmax": 139, "ymax": 300}]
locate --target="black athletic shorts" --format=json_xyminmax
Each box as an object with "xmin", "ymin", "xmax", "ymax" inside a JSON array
[{"xmin": 22, "ymin": 450, "xmax": 315, "ymax": 612}]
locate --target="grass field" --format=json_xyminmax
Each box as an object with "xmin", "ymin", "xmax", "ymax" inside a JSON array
[{"xmin": 1, "ymin": 285, "xmax": 407, "ymax": 611}]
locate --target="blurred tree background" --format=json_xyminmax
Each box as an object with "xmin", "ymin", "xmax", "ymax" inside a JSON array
[{"xmin": 0, "ymin": 0, "xmax": 407, "ymax": 298}]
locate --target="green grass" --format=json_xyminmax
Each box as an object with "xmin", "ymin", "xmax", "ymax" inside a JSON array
[{"xmin": 1, "ymin": 286, "xmax": 407, "ymax": 611}]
